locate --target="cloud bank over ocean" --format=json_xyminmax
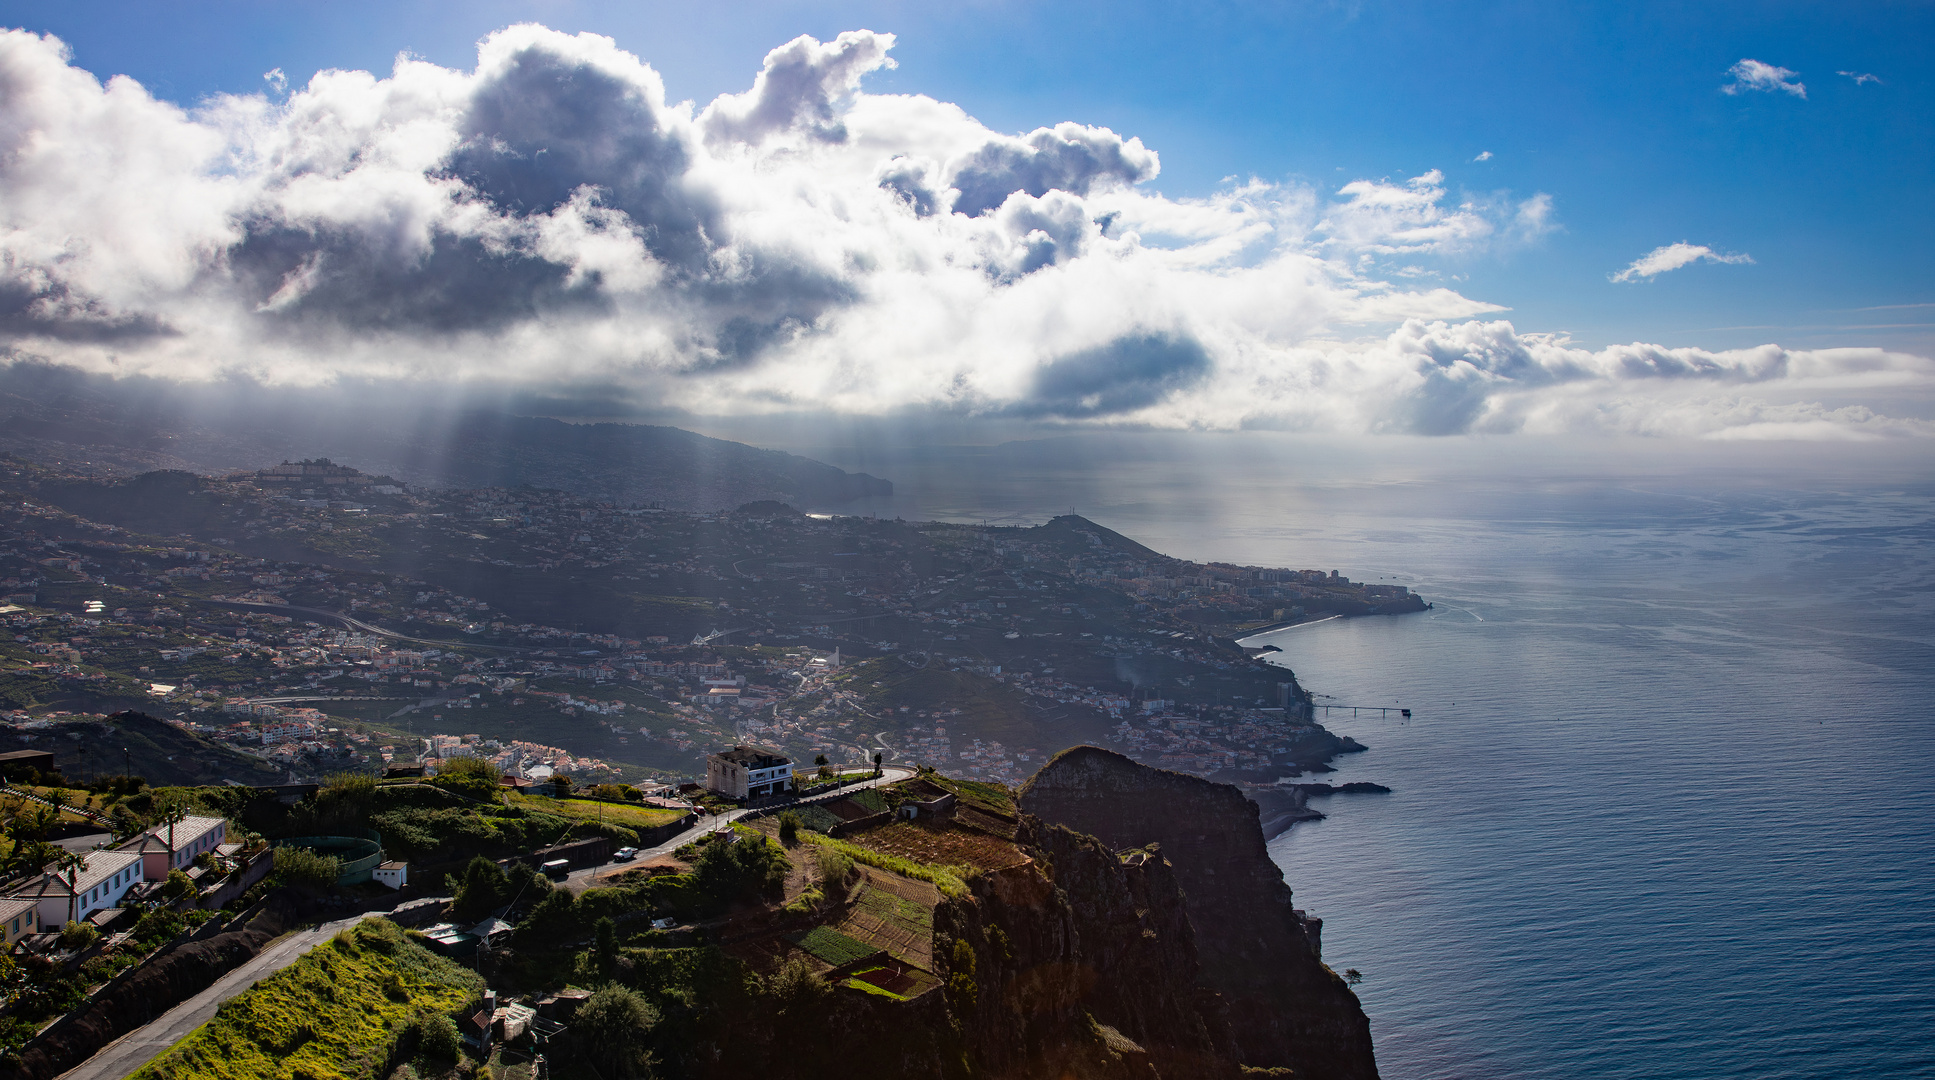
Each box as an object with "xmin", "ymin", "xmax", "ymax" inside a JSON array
[{"xmin": 0, "ymin": 25, "xmax": 1928, "ymax": 440}]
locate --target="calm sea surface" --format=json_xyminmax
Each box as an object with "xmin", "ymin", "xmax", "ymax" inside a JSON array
[{"xmin": 802, "ymin": 433, "xmax": 1935, "ymax": 1080}]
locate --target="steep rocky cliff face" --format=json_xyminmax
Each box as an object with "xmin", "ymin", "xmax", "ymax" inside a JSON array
[
  {"xmin": 936, "ymin": 821, "xmax": 1242, "ymax": 1079},
  {"xmin": 1019, "ymin": 746, "xmax": 1380, "ymax": 1079}
]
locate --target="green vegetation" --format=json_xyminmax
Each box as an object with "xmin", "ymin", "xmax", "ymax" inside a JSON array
[
  {"xmin": 504, "ymin": 793, "xmax": 684, "ymax": 833},
  {"xmin": 787, "ymin": 803, "xmax": 841, "ymax": 834},
  {"xmin": 798, "ymin": 831, "xmax": 969, "ymax": 898},
  {"xmin": 817, "ymin": 847, "xmax": 854, "ymax": 903},
  {"xmin": 574, "ymin": 983, "xmax": 659, "ymax": 1078},
  {"xmin": 946, "ymin": 938, "xmax": 978, "ymax": 1012},
  {"xmin": 786, "ymin": 926, "xmax": 876, "ymax": 966},
  {"xmin": 925, "ymin": 775, "xmax": 1015, "ymax": 814},
  {"xmin": 269, "ymin": 845, "xmax": 341, "ymax": 893},
  {"xmin": 130, "ymin": 918, "xmax": 481, "ymax": 1080}
]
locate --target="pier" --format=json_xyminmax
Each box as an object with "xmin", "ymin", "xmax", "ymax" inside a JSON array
[{"xmin": 1316, "ymin": 704, "xmax": 1412, "ymax": 718}]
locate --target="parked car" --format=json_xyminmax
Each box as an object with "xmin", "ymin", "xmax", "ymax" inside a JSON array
[{"xmin": 613, "ymin": 847, "xmax": 638, "ymax": 862}]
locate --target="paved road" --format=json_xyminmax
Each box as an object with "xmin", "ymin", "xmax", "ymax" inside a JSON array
[
  {"xmin": 56, "ymin": 912, "xmax": 376, "ymax": 1080},
  {"xmin": 566, "ymin": 766, "xmax": 917, "ymax": 891},
  {"xmin": 195, "ymin": 599, "xmax": 524, "ymax": 653}
]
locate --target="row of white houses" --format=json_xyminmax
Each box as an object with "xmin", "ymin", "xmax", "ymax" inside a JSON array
[{"xmin": 0, "ymin": 814, "xmax": 229, "ymax": 944}]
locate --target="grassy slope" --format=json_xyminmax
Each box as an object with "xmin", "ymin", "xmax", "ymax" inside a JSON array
[
  {"xmin": 504, "ymin": 793, "xmax": 684, "ymax": 832},
  {"xmin": 131, "ymin": 918, "xmax": 480, "ymax": 1080}
]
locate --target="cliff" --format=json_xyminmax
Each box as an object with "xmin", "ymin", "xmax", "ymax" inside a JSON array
[
  {"xmin": 935, "ymin": 821, "xmax": 1242, "ymax": 1079},
  {"xmin": 1019, "ymin": 746, "xmax": 1379, "ymax": 1079}
]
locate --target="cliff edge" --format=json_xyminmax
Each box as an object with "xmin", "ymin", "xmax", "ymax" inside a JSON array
[{"xmin": 1019, "ymin": 745, "xmax": 1379, "ymax": 1079}]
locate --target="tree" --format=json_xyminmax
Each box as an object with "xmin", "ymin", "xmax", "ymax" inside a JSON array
[
  {"xmin": 160, "ymin": 868, "xmax": 196, "ymax": 902},
  {"xmin": 1344, "ymin": 968, "xmax": 1364, "ymax": 987},
  {"xmin": 58, "ymin": 920, "xmax": 100, "ymax": 951},
  {"xmin": 573, "ymin": 984, "xmax": 659, "ymax": 1078},
  {"xmin": 450, "ymin": 855, "xmax": 509, "ymax": 922},
  {"xmin": 413, "ymin": 1011, "xmax": 462, "ymax": 1061},
  {"xmin": 54, "ymin": 851, "xmax": 84, "ymax": 925},
  {"xmin": 594, "ymin": 916, "xmax": 619, "ymax": 980},
  {"xmin": 814, "ymin": 754, "xmax": 828, "ymax": 768},
  {"xmin": 872, "ymin": 751, "xmax": 884, "ymax": 777},
  {"xmin": 776, "ymin": 811, "xmax": 800, "ymax": 846},
  {"xmin": 432, "ymin": 756, "xmax": 503, "ymax": 800},
  {"xmin": 153, "ymin": 793, "xmax": 189, "ymax": 866},
  {"xmin": 947, "ymin": 938, "xmax": 978, "ymax": 1011}
]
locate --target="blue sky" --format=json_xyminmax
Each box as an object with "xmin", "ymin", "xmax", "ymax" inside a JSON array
[{"xmin": 6, "ymin": 0, "xmax": 1927, "ymax": 356}]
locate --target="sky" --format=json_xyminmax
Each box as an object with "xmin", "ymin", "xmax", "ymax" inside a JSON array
[{"xmin": 0, "ymin": 0, "xmax": 1930, "ymax": 445}]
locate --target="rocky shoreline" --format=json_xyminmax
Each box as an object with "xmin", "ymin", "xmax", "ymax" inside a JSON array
[{"xmin": 1249, "ymin": 782, "xmax": 1393, "ymax": 840}]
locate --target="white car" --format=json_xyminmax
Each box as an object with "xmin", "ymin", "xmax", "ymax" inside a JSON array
[{"xmin": 612, "ymin": 847, "xmax": 638, "ymax": 861}]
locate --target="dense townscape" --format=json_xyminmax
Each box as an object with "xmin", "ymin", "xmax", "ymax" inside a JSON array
[{"xmin": 1, "ymin": 456, "xmax": 1421, "ymax": 790}]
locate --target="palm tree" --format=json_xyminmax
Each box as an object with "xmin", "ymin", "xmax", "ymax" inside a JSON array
[
  {"xmin": 157, "ymin": 800, "xmax": 189, "ymax": 869},
  {"xmin": 55, "ymin": 850, "xmax": 84, "ymax": 925}
]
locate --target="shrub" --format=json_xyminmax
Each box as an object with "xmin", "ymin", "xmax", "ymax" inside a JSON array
[
  {"xmin": 430, "ymin": 756, "xmax": 502, "ymax": 801},
  {"xmin": 816, "ymin": 848, "xmax": 854, "ymax": 903},
  {"xmin": 293, "ymin": 772, "xmax": 377, "ymax": 834},
  {"xmin": 271, "ymin": 845, "xmax": 342, "ymax": 893},
  {"xmin": 160, "ymin": 868, "xmax": 196, "ymax": 902},
  {"xmin": 777, "ymin": 811, "xmax": 800, "ymax": 846},
  {"xmin": 413, "ymin": 1011, "xmax": 461, "ymax": 1061},
  {"xmin": 947, "ymin": 938, "xmax": 978, "ymax": 1011},
  {"xmin": 573, "ymin": 984, "xmax": 658, "ymax": 1078},
  {"xmin": 58, "ymin": 921, "xmax": 99, "ymax": 951}
]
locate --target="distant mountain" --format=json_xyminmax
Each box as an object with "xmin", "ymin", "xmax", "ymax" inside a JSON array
[{"xmin": 0, "ymin": 361, "xmax": 890, "ymax": 510}]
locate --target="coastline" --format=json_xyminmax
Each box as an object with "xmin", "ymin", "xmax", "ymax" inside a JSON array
[{"xmin": 1250, "ymin": 781, "xmax": 1393, "ymax": 840}]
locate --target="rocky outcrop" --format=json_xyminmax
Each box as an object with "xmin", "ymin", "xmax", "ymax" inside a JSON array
[
  {"xmin": 936, "ymin": 824, "xmax": 1241, "ymax": 1080},
  {"xmin": 1019, "ymin": 746, "xmax": 1379, "ymax": 1079}
]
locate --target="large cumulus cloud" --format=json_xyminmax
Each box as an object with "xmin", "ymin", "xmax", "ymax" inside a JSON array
[{"xmin": 0, "ymin": 24, "xmax": 1929, "ymax": 440}]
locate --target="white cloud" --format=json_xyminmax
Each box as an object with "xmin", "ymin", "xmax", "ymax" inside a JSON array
[
  {"xmin": 1722, "ymin": 59, "xmax": 1806, "ymax": 98},
  {"xmin": 1316, "ymin": 169, "xmax": 1551, "ymax": 257},
  {"xmin": 1610, "ymin": 242, "xmax": 1753, "ymax": 283},
  {"xmin": 1837, "ymin": 70, "xmax": 1880, "ymax": 86},
  {"xmin": 0, "ymin": 25, "xmax": 1925, "ymax": 443},
  {"xmin": 1472, "ymin": 150, "xmax": 1492, "ymax": 162}
]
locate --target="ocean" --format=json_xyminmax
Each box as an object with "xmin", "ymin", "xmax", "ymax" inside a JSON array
[{"xmin": 789, "ymin": 430, "xmax": 1935, "ymax": 1079}]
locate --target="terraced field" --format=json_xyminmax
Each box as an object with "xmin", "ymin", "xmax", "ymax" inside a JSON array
[
  {"xmin": 852, "ymin": 820, "xmax": 1025, "ymax": 873},
  {"xmin": 786, "ymin": 925, "xmax": 877, "ymax": 966},
  {"xmin": 832, "ymin": 868, "xmax": 938, "ymax": 968}
]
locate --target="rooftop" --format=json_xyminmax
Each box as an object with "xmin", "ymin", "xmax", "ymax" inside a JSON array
[
  {"xmin": 712, "ymin": 745, "xmax": 791, "ymax": 769},
  {"xmin": 6, "ymin": 850, "xmax": 143, "ymax": 901}
]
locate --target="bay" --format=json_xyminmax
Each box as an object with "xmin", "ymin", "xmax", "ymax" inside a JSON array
[{"xmin": 776, "ymin": 431, "xmax": 1935, "ymax": 1079}]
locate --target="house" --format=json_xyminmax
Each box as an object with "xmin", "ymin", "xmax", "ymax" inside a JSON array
[
  {"xmin": 6, "ymin": 850, "xmax": 145, "ymax": 926},
  {"xmin": 373, "ymin": 861, "xmax": 409, "ymax": 890},
  {"xmin": 0, "ymin": 897, "xmax": 41, "ymax": 945},
  {"xmin": 706, "ymin": 746, "xmax": 794, "ymax": 800},
  {"xmin": 116, "ymin": 814, "xmax": 227, "ymax": 878}
]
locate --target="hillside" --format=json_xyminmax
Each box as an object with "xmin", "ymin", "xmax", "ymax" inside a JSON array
[
  {"xmin": 6, "ymin": 711, "xmax": 284, "ymax": 788},
  {"xmin": 130, "ymin": 918, "xmax": 481, "ymax": 1080},
  {"xmin": 0, "ymin": 363, "xmax": 890, "ymax": 510}
]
